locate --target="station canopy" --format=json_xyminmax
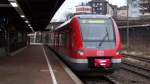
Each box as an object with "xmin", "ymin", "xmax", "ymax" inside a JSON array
[{"xmin": 0, "ymin": 0, "xmax": 64, "ymax": 31}]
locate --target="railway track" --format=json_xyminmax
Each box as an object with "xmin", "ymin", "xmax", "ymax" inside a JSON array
[
  {"xmin": 124, "ymin": 54, "xmax": 150, "ymax": 63},
  {"xmin": 111, "ymin": 68, "xmax": 150, "ymax": 84},
  {"xmin": 78, "ymin": 63, "xmax": 149, "ymax": 84},
  {"xmin": 79, "ymin": 62, "xmax": 150, "ymax": 84},
  {"xmin": 80, "ymin": 75, "xmax": 121, "ymax": 84},
  {"xmin": 122, "ymin": 63, "xmax": 150, "ymax": 78}
]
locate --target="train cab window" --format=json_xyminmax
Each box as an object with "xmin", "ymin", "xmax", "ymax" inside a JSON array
[{"xmin": 79, "ymin": 18, "xmax": 115, "ymax": 50}]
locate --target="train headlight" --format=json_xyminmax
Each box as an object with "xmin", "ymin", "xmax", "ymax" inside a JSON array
[{"xmin": 77, "ymin": 50, "xmax": 84, "ymax": 56}]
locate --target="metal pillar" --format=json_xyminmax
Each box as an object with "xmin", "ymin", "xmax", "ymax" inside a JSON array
[
  {"xmin": 34, "ymin": 32, "xmax": 36, "ymax": 43},
  {"xmin": 126, "ymin": 0, "xmax": 130, "ymax": 50}
]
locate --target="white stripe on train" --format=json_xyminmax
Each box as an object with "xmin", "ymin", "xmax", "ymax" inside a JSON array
[{"xmin": 60, "ymin": 54, "xmax": 121, "ymax": 64}]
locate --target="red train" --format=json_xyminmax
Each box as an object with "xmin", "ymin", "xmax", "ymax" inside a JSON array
[{"xmin": 48, "ymin": 14, "xmax": 123, "ymax": 74}]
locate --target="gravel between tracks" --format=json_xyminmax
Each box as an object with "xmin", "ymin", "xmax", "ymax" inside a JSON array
[
  {"xmin": 81, "ymin": 76, "xmax": 113, "ymax": 84},
  {"xmin": 110, "ymin": 68, "xmax": 150, "ymax": 84}
]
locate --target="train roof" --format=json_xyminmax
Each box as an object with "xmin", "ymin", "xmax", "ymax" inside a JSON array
[
  {"xmin": 55, "ymin": 14, "xmax": 111, "ymax": 31},
  {"xmin": 55, "ymin": 19, "xmax": 71, "ymax": 30},
  {"xmin": 74, "ymin": 14, "xmax": 111, "ymax": 19}
]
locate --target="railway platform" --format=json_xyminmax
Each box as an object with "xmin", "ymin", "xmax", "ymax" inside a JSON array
[{"xmin": 0, "ymin": 45, "xmax": 82, "ymax": 84}]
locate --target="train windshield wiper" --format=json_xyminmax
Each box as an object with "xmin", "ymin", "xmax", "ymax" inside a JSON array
[{"xmin": 98, "ymin": 27, "xmax": 109, "ymax": 47}]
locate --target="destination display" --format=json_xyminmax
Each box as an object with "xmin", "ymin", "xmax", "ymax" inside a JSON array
[{"xmin": 80, "ymin": 19, "xmax": 105, "ymax": 24}]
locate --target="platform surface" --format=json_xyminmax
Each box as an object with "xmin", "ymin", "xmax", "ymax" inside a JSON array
[{"xmin": 0, "ymin": 45, "xmax": 77, "ymax": 84}]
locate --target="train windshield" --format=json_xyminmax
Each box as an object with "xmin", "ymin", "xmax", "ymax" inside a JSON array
[{"xmin": 79, "ymin": 18, "xmax": 115, "ymax": 50}]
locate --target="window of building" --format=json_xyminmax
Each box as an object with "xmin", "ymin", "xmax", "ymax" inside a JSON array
[
  {"xmin": 93, "ymin": 3, "xmax": 95, "ymax": 7},
  {"xmin": 100, "ymin": 3, "xmax": 102, "ymax": 5},
  {"xmin": 95, "ymin": 4, "xmax": 98, "ymax": 7},
  {"xmin": 97, "ymin": 3, "xmax": 99, "ymax": 5}
]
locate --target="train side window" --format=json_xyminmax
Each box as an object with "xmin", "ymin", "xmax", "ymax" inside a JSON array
[
  {"xmin": 59, "ymin": 34, "xmax": 61, "ymax": 46},
  {"xmin": 59, "ymin": 33, "xmax": 63, "ymax": 46},
  {"xmin": 60, "ymin": 33, "xmax": 65, "ymax": 47}
]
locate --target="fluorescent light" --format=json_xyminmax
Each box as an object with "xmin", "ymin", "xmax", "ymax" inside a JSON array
[
  {"xmin": 10, "ymin": 2, "xmax": 18, "ymax": 7},
  {"xmin": 28, "ymin": 24, "xmax": 31, "ymax": 27},
  {"xmin": 20, "ymin": 15, "xmax": 25, "ymax": 18},
  {"xmin": 25, "ymin": 20, "xmax": 29, "ymax": 23}
]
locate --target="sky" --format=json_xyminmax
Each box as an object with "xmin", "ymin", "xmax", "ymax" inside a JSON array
[{"xmin": 51, "ymin": 0, "xmax": 126, "ymax": 22}]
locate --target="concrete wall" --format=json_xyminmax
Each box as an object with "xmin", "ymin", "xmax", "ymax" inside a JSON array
[{"xmin": 119, "ymin": 27, "xmax": 150, "ymax": 52}]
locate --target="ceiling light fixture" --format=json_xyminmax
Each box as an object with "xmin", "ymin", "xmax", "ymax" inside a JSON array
[
  {"xmin": 25, "ymin": 20, "xmax": 29, "ymax": 23},
  {"xmin": 20, "ymin": 15, "xmax": 25, "ymax": 18},
  {"xmin": 10, "ymin": 2, "xmax": 18, "ymax": 7},
  {"xmin": 28, "ymin": 24, "xmax": 31, "ymax": 27}
]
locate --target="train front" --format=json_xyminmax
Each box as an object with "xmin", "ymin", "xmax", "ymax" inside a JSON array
[{"xmin": 72, "ymin": 15, "xmax": 123, "ymax": 73}]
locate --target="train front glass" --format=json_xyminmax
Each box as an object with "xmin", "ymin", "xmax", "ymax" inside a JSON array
[{"xmin": 79, "ymin": 18, "xmax": 116, "ymax": 50}]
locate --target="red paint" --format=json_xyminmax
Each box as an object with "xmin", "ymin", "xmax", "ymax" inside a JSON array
[
  {"xmin": 49, "ymin": 15, "xmax": 123, "ymax": 72},
  {"xmin": 94, "ymin": 59, "xmax": 111, "ymax": 69}
]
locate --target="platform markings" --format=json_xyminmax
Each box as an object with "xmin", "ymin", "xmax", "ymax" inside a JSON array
[
  {"xmin": 53, "ymin": 52, "xmax": 84, "ymax": 84},
  {"xmin": 42, "ymin": 46, "xmax": 57, "ymax": 84}
]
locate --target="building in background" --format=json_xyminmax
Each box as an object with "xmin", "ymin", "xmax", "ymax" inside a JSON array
[
  {"xmin": 112, "ymin": 5, "xmax": 118, "ymax": 17},
  {"xmin": 64, "ymin": 3, "xmax": 92, "ymax": 20},
  {"xmin": 106, "ymin": 4, "xmax": 117, "ymax": 17},
  {"xmin": 139, "ymin": 0, "xmax": 150, "ymax": 16},
  {"xmin": 88, "ymin": 0, "xmax": 107, "ymax": 15},
  {"xmin": 75, "ymin": 5, "xmax": 92, "ymax": 14},
  {"xmin": 117, "ymin": 6, "xmax": 128, "ymax": 19},
  {"xmin": 127, "ymin": 0, "xmax": 141, "ymax": 18},
  {"xmin": 106, "ymin": 3, "xmax": 113, "ymax": 16},
  {"xmin": 66, "ymin": 0, "xmax": 122, "ymax": 20}
]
